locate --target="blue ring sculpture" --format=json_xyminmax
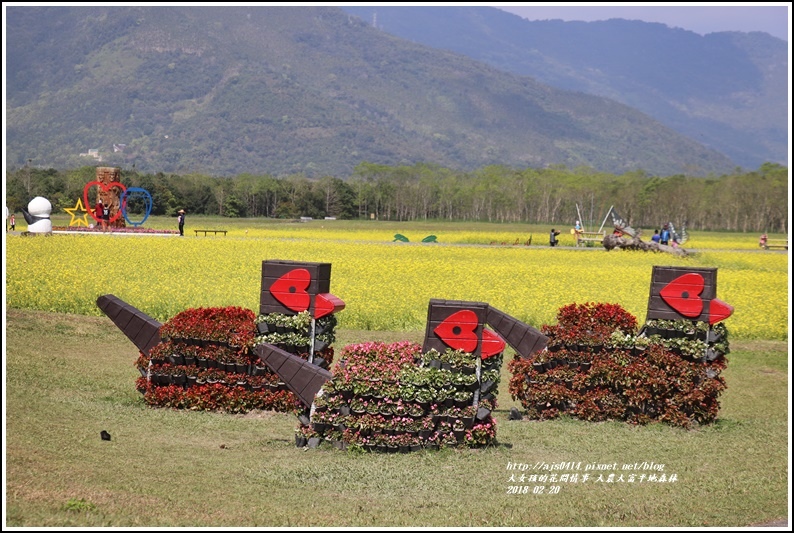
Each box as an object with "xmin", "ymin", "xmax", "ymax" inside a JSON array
[{"xmin": 121, "ymin": 187, "xmax": 153, "ymax": 227}]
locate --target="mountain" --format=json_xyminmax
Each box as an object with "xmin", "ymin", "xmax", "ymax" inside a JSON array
[
  {"xmin": 342, "ymin": 6, "xmax": 788, "ymax": 170},
  {"xmin": 6, "ymin": 6, "xmax": 737, "ymax": 177}
]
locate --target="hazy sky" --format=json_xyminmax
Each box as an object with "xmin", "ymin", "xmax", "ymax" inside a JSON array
[{"xmin": 495, "ymin": 3, "xmax": 790, "ymax": 41}]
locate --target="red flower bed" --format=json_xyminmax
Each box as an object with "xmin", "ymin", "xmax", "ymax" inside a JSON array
[
  {"xmin": 160, "ymin": 306, "xmax": 256, "ymax": 347},
  {"xmin": 509, "ymin": 302, "xmax": 729, "ymax": 429},
  {"xmin": 541, "ymin": 301, "xmax": 637, "ymax": 346},
  {"xmin": 136, "ymin": 378, "xmax": 302, "ymax": 413},
  {"xmin": 136, "ymin": 306, "xmax": 335, "ymax": 414}
]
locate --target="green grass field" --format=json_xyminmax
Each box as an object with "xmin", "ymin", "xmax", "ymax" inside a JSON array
[
  {"xmin": 4, "ymin": 310, "xmax": 788, "ymax": 527},
  {"xmin": 4, "ymin": 218, "xmax": 790, "ymax": 526}
]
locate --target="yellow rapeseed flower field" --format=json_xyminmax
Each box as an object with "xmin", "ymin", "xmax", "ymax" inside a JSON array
[{"xmin": 5, "ymin": 225, "xmax": 788, "ymax": 340}]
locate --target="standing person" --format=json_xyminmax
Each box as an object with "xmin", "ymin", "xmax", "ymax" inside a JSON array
[
  {"xmin": 9, "ymin": 213, "xmax": 15, "ymax": 231},
  {"xmin": 549, "ymin": 228, "xmax": 560, "ymax": 247},
  {"xmin": 102, "ymin": 201, "xmax": 111, "ymax": 231},
  {"xmin": 573, "ymin": 220, "xmax": 582, "ymax": 247},
  {"xmin": 178, "ymin": 209, "xmax": 185, "ymax": 236},
  {"xmin": 95, "ymin": 200, "xmax": 108, "ymax": 231},
  {"xmin": 660, "ymin": 224, "xmax": 670, "ymax": 246},
  {"xmin": 759, "ymin": 233, "xmax": 768, "ymax": 248}
]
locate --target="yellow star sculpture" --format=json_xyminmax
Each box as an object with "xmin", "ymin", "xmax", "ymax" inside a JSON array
[{"xmin": 65, "ymin": 198, "xmax": 90, "ymax": 227}]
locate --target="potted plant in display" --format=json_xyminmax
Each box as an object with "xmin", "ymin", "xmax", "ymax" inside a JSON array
[
  {"xmin": 352, "ymin": 380, "xmax": 372, "ymax": 400},
  {"xmin": 415, "ymin": 388, "xmax": 433, "ymax": 409},
  {"xmin": 350, "ymin": 398, "xmax": 367, "ymax": 415},
  {"xmin": 182, "ymin": 345, "xmax": 198, "ymax": 367},
  {"xmin": 296, "ymin": 425, "xmax": 318, "ymax": 448},
  {"xmin": 633, "ymin": 335, "xmax": 650, "ymax": 356},
  {"xmin": 454, "ymin": 390, "xmax": 473, "ymax": 408},
  {"xmin": 452, "ymin": 419, "xmax": 467, "ymax": 440},
  {"xmin": 169, "ymin": 349, "xmax": 185, "ymax": 366},
  {"xmin": 461, "ymin": 373, "xmax": 479, "ymax": 391},
  {"xmin": 234, "ymin": 356, "xmax": 249, "ymax": 375},
  {"xmin": 439, "ymin": 431, "xmax": 458, "ymax": 449},
  {"xmin": 386, "ymin": 435, "xmax": 399, "ymax": 454},
  {"xmin": 394, "ymin": 433, "xmax": 412, "ymax": 453},
  {"xmin": 183, "ymin": 363, "xmax": 198, "ymax": 383},
  {"xmin": 393, "ymin": 401, "xmax": 410, "ymax": 418},
  {"xmin": 247, "ymin": 375, "xmax": 264, "ymax": 392},
  {"xmin": 532, "ymin": 353, "xmax": 546, "ymax": 373},
  {"xmin": 366, "ymin": 399, "xmax": 380, "ymax": 416},
  {"xmin": 170, "ymin": 366, "xmax": 187, "ymax": 387},
  {"xmin": 451, "ymin": 372, "xmax": 468, "ymax": 388},
  {"xmin": 417, "ymin": 416, "xmax": 435, "ymax": 440},
  {"xmin": 678, "ymin": 338, "xmax": 708, "ymax": 361},
  {"xmin": 399, "ymin": 384, "xmax": 416, "ymax": 402}
]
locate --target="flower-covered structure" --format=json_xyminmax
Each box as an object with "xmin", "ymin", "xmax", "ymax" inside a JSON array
[
  {"xmin": 508, "ymin": 267, "xmax": 734, "ymax": 428},
  {"xmin": 132, "ymin": 306, "xmax": 306, "ymax": 413},
  {"xmin": 292, "ymin": 298, "xmax": 548, "ymax": 451},
  {"xmin": 100, "ymin": 259, "xmax": 345, "ymax": 415},
  {"xmin": 299, "ymin": 343, "xmax": 501, "ymax": 451},
  {"xmin": 98, "ymin": 261, "xmax": 735, "ymax": 451}
]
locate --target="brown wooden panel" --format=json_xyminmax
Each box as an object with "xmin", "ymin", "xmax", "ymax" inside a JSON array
[
  {"xmin": 647, "ymin": 294, "xmax": 710, "ymax": 322},
  {"xmin": 516, "ymin": 329, "xmax": 548, "ymax": 358},
  {"xmin": 422, "ymin": 299, "xmax": 488, "ymax": 356},
  {"xmin": 135, "ymin": 328, "xmax": 162, "ymax": 355},
  {"xmin": 485, "ymin": 308, "xmax": 504, "ymax": 333},
  {"xmin": 97, "ymin": 295, "xmax": 123, "ymax": 321},
  {"xmin": 646, "ymin": 266, "xmax": 719, "ymax": 321},
  {"xmin": 505, "ymin": 321, "xmax": 527, "ymax": 347},
  {"xmin": 649, "ymin": 280, "xmax": 716, "ymax": 301},
  {"xmin": 261, "ymin": 260, "xmax": 330, "ymax": 282},
  {"xmin": 301, "ymin": 374, "xmax": 331, "ymax": 403},
  {"xmin": 96, "ymin": 294, "xmax": 162, "ymax": 355},
  {"xmin": 114, "ymin": 306, "xmax": 134, "ymax": 331},
  {"xmin": 650, "ymin": 266, "xmax": 717, "ymax": 285},
  {"xmin": 486, "ymin": 306, "xmax": 547, "ymax": 359},
  {"xmin": 255, "ymin": 344, "xmax": 287, "ymax": 372},
  {"xmin": 254, "ymin": 344, "xmax": 332, "ymax": 406},
  {"xmin": 260, "ymin": 260, "xmax": 332, "ymax": 316},
  {"xmin": 124, "ymin": 316, "xmax": 146, "ymax": 343},
  {"xmin": 260, "ymin": 292, "xmax": 297, "ymax": 316},
  {"xmin": 277, "ymin": 357, "xmax": 302, "ymax": 383},
  {"xmin": 289, "ymin": 367, "xmax": 315, "ymax": 396},
  {"xmin": 426, "ymin": 299, "xmax": 487, "ymax": 321}
]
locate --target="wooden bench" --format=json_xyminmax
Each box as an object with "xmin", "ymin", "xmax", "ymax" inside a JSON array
[
  {"xmin": 576, "ymin": 231, "xmax": 605, "ymax": 246},
  {"xmin": 763, "ymin": 239, "xmax": 788, "ymax": 250},
  {"xmin": 194, "ymin": 229, "xmax": 227, "ymax": 237}
]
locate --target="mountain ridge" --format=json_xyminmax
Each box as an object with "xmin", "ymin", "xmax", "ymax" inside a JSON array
[
  {"xmin": 6, "ymin": 5, "xmax": 741, "ymax": 177},
  {"xmin": 341, "ymin": 6, "xmax": 788, "ymax": 170}
]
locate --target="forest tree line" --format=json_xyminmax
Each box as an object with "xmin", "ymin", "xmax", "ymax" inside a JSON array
[{"xmin": 4, "ymin": 161, "xmax": 788, "ymax": 233}]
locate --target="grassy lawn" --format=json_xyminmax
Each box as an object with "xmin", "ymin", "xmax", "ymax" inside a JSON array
[{"xmin": 4, "ymin": 309, "xmax": 788, "ymax": 527}]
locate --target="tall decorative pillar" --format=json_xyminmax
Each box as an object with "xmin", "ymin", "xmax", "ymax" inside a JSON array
[{"xmin": 95, "ymin": 167, "xmax": 126, "ymax": 228}]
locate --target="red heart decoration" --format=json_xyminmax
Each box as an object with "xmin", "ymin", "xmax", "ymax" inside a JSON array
[
  {"xmin": 481, "ymin": 328, "xmax": 505, "ymax": 359},
  {"xmin": 313, "ymin": 293, "xmax": 345, "ymax": 319},
  {"xmin": 708, "ymin": 298, "xmax": 734, "ymax": 325},
  {"xmin": 434, "ymin": 310, "xmax": 479, "ymax": 353},
  {"xmin": 659, "ymin": 273, "xmax": 704, "ymax": 318},
  {"xmin": 269, "ymin": 268, "xmax": 311, "ymax": 312},
  {"xmin": 83, "ymin": 181, "xmax": 127, "ymax": 224}
]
